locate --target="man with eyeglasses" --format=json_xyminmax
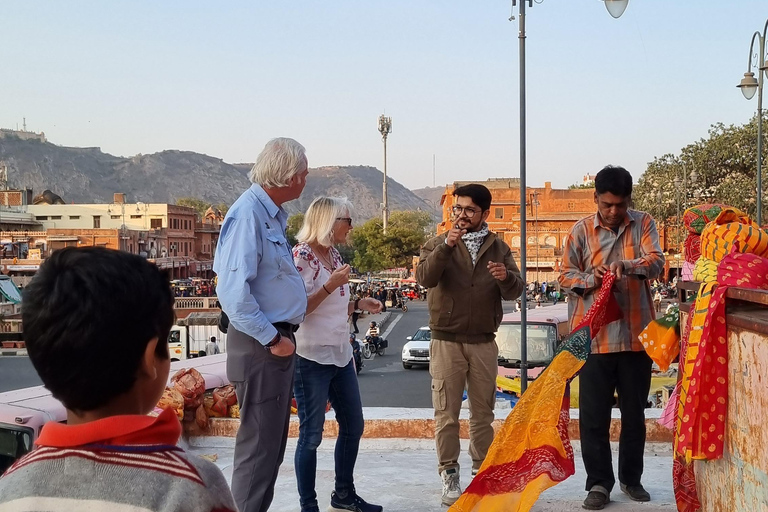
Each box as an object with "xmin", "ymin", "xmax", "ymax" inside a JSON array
[{"xmin": 416, "ymin": 183, "xmax": 525, "ymax": 506}]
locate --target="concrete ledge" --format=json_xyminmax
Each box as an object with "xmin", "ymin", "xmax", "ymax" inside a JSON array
[
  {"xmin": 0, "ymin": 348, "xmax": 27, "ymax": 357},
  {"xmin": 188, "ymin": 407, "xmax": 674, "ymax": 444}
]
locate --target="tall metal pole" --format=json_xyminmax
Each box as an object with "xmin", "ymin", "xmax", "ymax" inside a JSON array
[
  {"xmin": 383, "ymin": 136, "xmax": 389, "ymax": 234},
  {"xmin": 378, "ymin": 115, "xmax": 392, "ymax": 234},
  {"xmin": 758, "ymin": 41, "xmax": 764, "ymax": 227},
  {"xmin": 676, "ymin": 186, "xmax": 681, "ymax": 276},
  {"xmin": 518, "ymin": 0, "xmax": 529, "ymax": 394},
  {"xmin": 534, "ymin": 191, "xmax": 539, "ymax": 285}
]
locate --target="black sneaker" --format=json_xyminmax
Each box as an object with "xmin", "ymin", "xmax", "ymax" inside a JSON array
[
  {"xmin": 329, "ymin": 489, "xmax": 383, "ymax": 512},
  {"xmin": 620, "ymin": 483, "xmax": 651, "ymax": 502}
]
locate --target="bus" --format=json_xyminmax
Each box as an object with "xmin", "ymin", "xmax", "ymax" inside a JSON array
[{"xmin": 0, "ymin": 353, "xmax": 229, "ymax": 475}]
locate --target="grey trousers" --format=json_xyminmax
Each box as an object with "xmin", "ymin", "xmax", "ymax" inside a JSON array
[{"xmin": 229, "ymin": 326, "xmax": 296, "ymax": 512}]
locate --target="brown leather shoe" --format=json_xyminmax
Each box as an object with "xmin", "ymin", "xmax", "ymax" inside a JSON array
[{"xmin": 582, "ymin": 489, "xmax": 610, "ymax": 510}]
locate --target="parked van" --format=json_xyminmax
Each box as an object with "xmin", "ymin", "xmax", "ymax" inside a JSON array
[
  {"xmin": 496, "ymin": 303, "xmax": 570, "ymax": 380},
  {"xmin": 168, "ymin": 312, "xmax": 228, "ymax": 360},
  {"xmin": 0, "ymin": 354, "xmax": 229, "ymax": 475}
]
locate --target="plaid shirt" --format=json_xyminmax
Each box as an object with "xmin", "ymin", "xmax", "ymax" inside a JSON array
[{"xmin": 558, "ymin": 210, "xmax": 664, "ymax": 353}]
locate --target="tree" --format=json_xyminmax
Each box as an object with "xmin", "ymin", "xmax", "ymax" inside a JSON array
[
  {"xmin": 568, "ymin": 182, "xmax": 594, "ymax": 190},
  {"xmin": 634, "ymin": 114, "xmax": 768, "ymax": 223},
  {"xmin": 176, "ymin": 198, "xmax": 230, "ymax": 218},
  {"xmin": 286, "ymin": 213, "xmax": 304, "ymax": 247},
  {"xmin": 350, "ymin": 210, "xmax": 433, "ymax": 272}
]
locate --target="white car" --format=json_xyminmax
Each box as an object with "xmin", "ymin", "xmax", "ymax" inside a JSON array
[{"xmin": 402, "ymin": 326, "xmax": 431, "ymax": 369}]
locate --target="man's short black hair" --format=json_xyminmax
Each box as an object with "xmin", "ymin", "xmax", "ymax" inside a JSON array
[
  {"xmin": 595, "ymin": 166, "xmax": 633, "ymax": 198},
  {"xmin": 22, "ymin": 247, "xmax": 175, "ymax": 412},
  {"xmin": 453, "ymin": 184, "xmax": 493, "ymax": 212}
]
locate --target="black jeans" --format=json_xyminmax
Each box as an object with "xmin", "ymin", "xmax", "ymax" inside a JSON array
[{"xmin": 579, "ymin": 350, "xmax": 652, "ymax": 493}]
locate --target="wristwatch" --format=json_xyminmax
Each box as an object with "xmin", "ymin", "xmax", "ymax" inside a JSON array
[{"xmin": 264, "ymin": 333, "xmax": 281, "ymax": 351}]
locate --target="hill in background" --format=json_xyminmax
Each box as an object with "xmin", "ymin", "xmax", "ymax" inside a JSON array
[{"xmin": 0, "ymin": 136, "xmax": 437, "ymax": 221}]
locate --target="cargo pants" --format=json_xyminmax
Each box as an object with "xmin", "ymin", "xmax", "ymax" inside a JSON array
[{"xmin": 430, "ymin": 338, "xmax": 498, "ymax": 474}]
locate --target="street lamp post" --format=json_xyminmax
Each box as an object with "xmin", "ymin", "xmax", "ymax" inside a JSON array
[
  {"xmin": 532, "ymin": 190, "xmax": 540, "ymax": 284},
  {"xmin": 511, "ymin": 0, "xmax": 629, "ymax": 394},
  {"xmin": 673, "ymin": 166, "xmax": 698, "ymax": 275},
  {"xmin": 737, "ymin": 19, "xmax": 768, "ymax": 226},
  {"xmin": 378, "ymin": 115, "xmax": 393, "ymax": 234}
]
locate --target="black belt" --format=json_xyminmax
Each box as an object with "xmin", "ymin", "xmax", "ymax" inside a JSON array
[{"xmin": 273, "ymin": 322, "xmax": 300, "ymax": 333}]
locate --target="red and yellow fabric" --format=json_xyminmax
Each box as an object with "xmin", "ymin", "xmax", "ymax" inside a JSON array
[
  {"xmin": 638, "ymin": 305, "xmax": 680, "ymax": 372},
  {"xmin": 692, "ymin": 258, "xmax": 717, "ymax": 283},
  {"xmin": 699, "ymin": 207, "xmax": 768, "ymax": 263},
  {"xmin": 678, "ymin": 251, "xmax": 768, "ymax": 461},
  {"xmin": 683, "ymin": 204, "xmax": 727, "ymax": 235},
  {"xmin": 684, "ymin": 234, "xmax": 701, "ymax": 264},
  {"xmin": 674, "ymin": 249, "xmax": 768, "ymax": 511},
  {"xmin": 449, "ymin": 274, "xmax": 623, "ymax": 512}
]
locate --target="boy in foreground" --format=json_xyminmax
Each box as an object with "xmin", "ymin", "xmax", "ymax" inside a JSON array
[{"xmin": 0, "ymin": 247, "xmax": 237, "ymax": 512}]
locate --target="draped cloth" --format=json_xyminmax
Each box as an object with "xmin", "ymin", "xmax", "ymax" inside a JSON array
[
  {"xmin": 673, "ymin": 249, "xmax": 768, "ymax": 511},
  {"xmin": 684, "ymin": 235, "xmax": 701, "ymax": 264},
  {"xmin": 683, "ymin": 204, "xmax": 726, "ymax": 235},
  {"xmin": 448, "ymin": 274, "xmax": 623, "ymax": 512},
  {"xmin": 699, "ymin": 207, "xmax": 768, "ymax": 262},
  {"xmin": 638, "ymin": 305, "xmax": 680, "ymax": 372}
]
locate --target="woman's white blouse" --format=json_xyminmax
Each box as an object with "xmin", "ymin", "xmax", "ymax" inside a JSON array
[{"xmin": 292, "ymin": 242, "xmax": 353, "ymax": 367}]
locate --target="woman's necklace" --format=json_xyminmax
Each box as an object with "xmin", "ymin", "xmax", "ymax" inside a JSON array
[{"xmin": 314, "ymin": 246, "xmax": 335, "ymax": 271}]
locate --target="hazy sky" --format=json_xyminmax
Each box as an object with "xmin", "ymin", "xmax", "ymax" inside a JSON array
[{"xmin": 2, "ymin": 1, "xmax": 766, "ymax": 191}]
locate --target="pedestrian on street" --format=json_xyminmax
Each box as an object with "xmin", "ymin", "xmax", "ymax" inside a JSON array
[
  {"xmin": 213, "ymin": 137, "xmax": 310, "ymax": 512},
  {"xmin": 558, "ymin": 165, "xmax": 664, "ymax": 510},
  {"xmin": 291, "ymin": 196, "xmax": 384, "ymax": 512},
  {"xmin": 206, "ymin": 336, "xmax": 220, "ymax": 355},
  {"xmin": 416, "ymin": 184, "xmax": 525, "ymax": 507}
]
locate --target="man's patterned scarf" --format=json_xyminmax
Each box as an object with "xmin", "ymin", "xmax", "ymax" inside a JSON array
[{"xmin": 462, "ymin": 224, "xmax": 489, "ymax": 266}]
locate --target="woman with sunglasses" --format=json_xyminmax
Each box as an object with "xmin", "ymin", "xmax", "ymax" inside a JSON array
[{"xmin": 291, "ymin": 196, "xmax": 384, "ymax": 512}]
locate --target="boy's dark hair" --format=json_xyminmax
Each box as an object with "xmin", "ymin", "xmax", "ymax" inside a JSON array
[
  {"xmin": 453, "ymin": 184, "xmax": 493, "ymax": 212},
  {"xmin": 595, "ymin": 166, "xmax": 633, "ymax": 198},
  {"xmin": 22, "ymin": 247, "xmax": 175, "ymax": 412}
]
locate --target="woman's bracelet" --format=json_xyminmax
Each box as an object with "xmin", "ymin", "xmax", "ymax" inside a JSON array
[{"xmin": 322, "ymin": 283, "xmax": 332, "ymax": 295}]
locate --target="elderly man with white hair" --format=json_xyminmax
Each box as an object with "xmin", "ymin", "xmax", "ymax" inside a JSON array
[{"xmin": 214, "ymin": 137, "xmax": 310, "ymax": 512}]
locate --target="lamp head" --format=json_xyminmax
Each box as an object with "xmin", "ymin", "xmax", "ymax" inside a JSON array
[
  {"xmin": 689, "ymin": 170, "xmax": 698, "ymax": 183},
  {"xmin": 604, "ymin": 0, "xmax": 629, "ymax": 18},
  {"xmin": 738, "ymin": 72, "xmax": 759, "ymax": 100}
]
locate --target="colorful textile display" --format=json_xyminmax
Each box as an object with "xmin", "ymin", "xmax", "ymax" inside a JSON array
[
  {"xmin": 449, "ymin": 274, "xmax": 622, "ymax": 512},
  {"xmin": 673, "ymin": 309, "xmax": 700, "ymax": 512},
  {"xmin": 681, "ymin": 261, "xmax": 695, "ymax": 282},
  {"xmin": 700, "ymin": 207, "xmax": 768, "ymax": 263},
  {"xmin": 692, "ymin": 258, "xmax": 717, "ymax": 283},
  {"xmin": 683, "ymin": 204, "xmax": 726, "ymax": 234},
  {"xmin": 678, "ymin": 251, "xmax": 768, "ymax": 461},
  {"xmin": 684, "ymin": 234, "xmax": 701, "ymax": 264},
  {"xmin": 638, "ymin": 305, "xmax": 680, "ymax": 372},
  {"xmin": 674, "ymin": 245, "xmax": 768, "ymax": 511}
]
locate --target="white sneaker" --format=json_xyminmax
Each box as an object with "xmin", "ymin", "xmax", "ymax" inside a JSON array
[{"xmin": 440, "ymin": 468, "xmax": 462, "ymax": 506}]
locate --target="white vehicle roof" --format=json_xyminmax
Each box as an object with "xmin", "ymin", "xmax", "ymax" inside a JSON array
[{"xmin": 501, "ymin": 303, "xmax": 570, "ymax": 324}]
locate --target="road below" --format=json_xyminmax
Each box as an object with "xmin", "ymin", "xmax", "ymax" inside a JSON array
[
  {"xmin": 0, "ymin": 357, "xmax": 42, "ymax": 393},
  {"xmin": 0, "ymin": 298, "xmax": 536, "ymax": 406}
]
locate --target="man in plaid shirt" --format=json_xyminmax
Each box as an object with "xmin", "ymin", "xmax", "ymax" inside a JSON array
[{"xmin": 558, "ymin": 166, "xmax": 664, "ymax": 510}]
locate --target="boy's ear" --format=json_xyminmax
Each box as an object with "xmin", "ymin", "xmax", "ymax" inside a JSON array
[{"xmin": 141, "ymin": 337, "xmax": 160, "ymax": 380}]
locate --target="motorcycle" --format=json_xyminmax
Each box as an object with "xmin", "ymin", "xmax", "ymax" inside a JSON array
[
  {"xmin": 395, "ymin": 297, "xmax": 408, "ymax": 313},
  {"xmin": 363, "ymin": 334, "xmax": 388, "ymax": 357}
]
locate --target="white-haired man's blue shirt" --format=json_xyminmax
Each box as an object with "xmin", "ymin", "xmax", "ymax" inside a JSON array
[{"xmin": 213, "ymin": 183, "xmax": 307, "ymax": 345}]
